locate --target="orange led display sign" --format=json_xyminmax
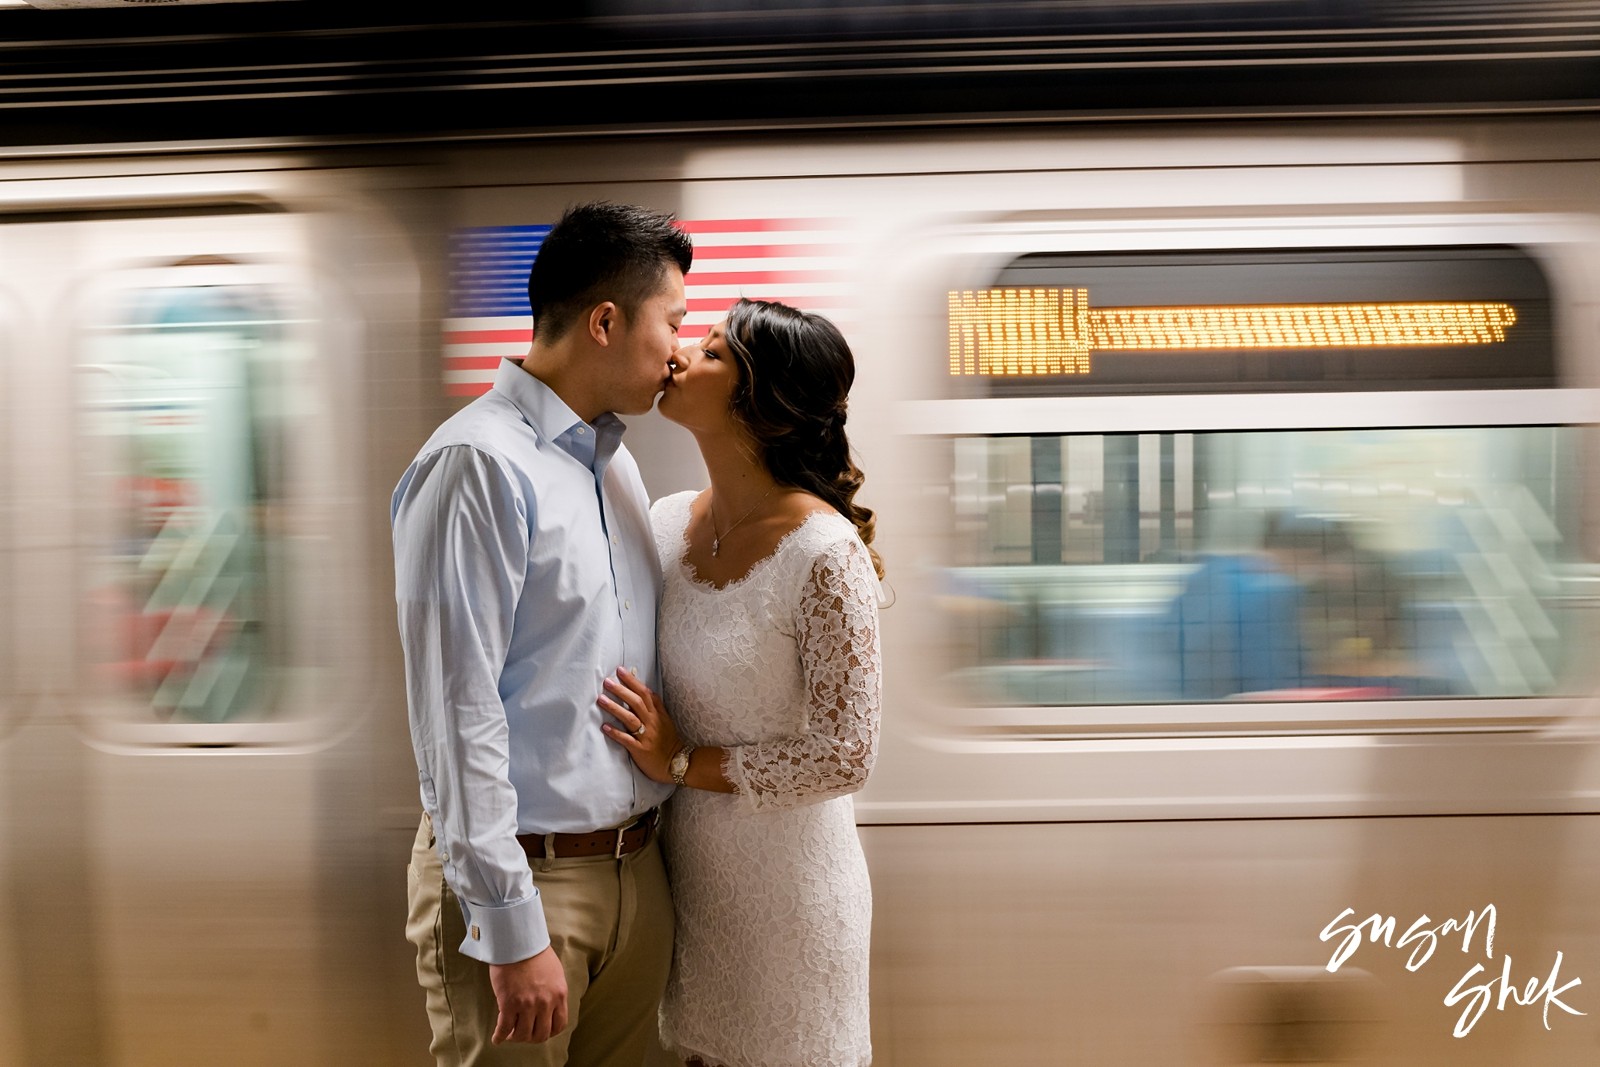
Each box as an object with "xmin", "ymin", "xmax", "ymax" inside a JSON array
[{"xmin": 948, "ymin": 288, "xmax": 1519, "ymax": 376}]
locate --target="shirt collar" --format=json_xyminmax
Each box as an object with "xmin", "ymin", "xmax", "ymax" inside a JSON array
[{"xmin": 492, "ymin": 358, "xmax": 625, "ymax": 471}]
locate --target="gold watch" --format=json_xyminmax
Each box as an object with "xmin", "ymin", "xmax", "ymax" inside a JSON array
[{"xmin": 669, "ymin": 745, "xmax": 696, "ymax": 786}]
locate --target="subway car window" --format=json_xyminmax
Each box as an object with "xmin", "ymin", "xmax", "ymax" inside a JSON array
[
  {"xmin": 937, "ymin": 245, "xmax": 1588, "ymax": 709},
  {"xmin": 78, "ymin": 275, "xmax": 316, "ymax": 727},
  {"xmin": 940, "ymin": 426, "xmax": 1582, "ymax": 706}
]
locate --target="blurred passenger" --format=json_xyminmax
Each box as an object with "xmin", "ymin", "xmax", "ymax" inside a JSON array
[
  {"xmin": 1158, "ymin": 512, "xmax": 1420, "ymax": 699},
  {"xmin": 393, "ymin": 202, "xmax": 690, "ymax": 1066},
  {"xmin": 1156, "ymin": 515, "xmax": 1315, "ymax": 700},
  {"xmin": 1270, "ymin": 514, "xmax": 1431, "ymax": 690},
  {"xmin": 599, "ymin": 298, "xmax": 883, "ymax": 1067}
]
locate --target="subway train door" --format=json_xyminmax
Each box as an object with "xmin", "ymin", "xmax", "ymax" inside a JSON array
[{"xmin": 0, "ymin": 204, "xmax": 359, "ymax": 1067}]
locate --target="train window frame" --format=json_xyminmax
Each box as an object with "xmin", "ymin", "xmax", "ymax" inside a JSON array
[
  {"xmin": 889, "ymin": 211, "xmax": 1600, "ymax": 738},
  {"xmin": 68, "ymin": 235, "xmax": 366, "ymax": 751}
]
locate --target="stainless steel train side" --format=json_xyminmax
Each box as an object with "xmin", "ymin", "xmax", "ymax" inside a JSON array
[{"xmin": 3, "ymin": 116, "xmax": 1600, "ymax": 1065}]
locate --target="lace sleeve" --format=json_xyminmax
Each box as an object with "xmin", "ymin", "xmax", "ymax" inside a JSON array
[{"xmin": 725, "ymin": 536, "xmax": 882, "ymax": 812}]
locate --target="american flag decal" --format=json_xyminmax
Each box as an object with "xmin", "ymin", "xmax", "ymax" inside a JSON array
[{"xmin": 443, "ymin": 218, "xmax": 851, "ymax": 398}]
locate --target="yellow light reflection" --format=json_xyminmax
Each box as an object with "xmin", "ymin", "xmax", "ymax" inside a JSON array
[{"xmin": 948, "ymin": 288, "xmax": 1518, "ymax": 376}]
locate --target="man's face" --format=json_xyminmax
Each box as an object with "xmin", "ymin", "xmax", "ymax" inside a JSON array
[{"xmin": 606, "ymin": 266, "xmax": 686, "ymax": 416}]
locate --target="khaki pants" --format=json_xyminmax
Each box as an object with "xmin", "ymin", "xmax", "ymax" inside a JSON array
[{"xmin": 406, "ymin": 813, "xmax": 674, "ymax": 1067}]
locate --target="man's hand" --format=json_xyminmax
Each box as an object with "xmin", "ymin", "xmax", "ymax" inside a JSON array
[{"xmin": 489, "ymin": 946, "xmax": 568, "ymax": 1044}]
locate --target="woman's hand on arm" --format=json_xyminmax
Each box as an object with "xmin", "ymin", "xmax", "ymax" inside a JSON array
[{"xmin": 599, "ymin": 668, "xmax": 734, "ymax": 792}]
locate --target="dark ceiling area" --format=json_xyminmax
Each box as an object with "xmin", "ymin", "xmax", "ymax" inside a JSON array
[{"xmin": 4, "ymin": 1, "xmax": 1600, "ymax": 148}]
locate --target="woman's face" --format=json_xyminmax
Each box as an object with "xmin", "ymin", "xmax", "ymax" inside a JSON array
[{"xmin": 658, "ymin": 318, "xmax": 741, "ymax": 433}]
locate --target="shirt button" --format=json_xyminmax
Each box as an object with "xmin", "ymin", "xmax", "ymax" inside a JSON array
[
  {"xmin": 439, "ymin": 851, "xmax": 448, "ymax": 862},
  {"xmin": 624, "ymin": 599, "xmax": 631, "ymax": 610},
  {"xmin": 576, "ymin": 426, "xmax": 586, "ymax": 435},
  {"xmin": 611, "ymin": 535, "xmax": 619, "ymax": 546}
]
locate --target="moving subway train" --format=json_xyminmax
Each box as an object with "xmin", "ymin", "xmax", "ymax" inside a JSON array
[{"xmin": 4, "ymin": 116, "xmax": 1600, "ymax": 1066}]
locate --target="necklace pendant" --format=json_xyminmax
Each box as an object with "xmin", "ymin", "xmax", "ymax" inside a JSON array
[{"xmin": 708, "ymin": 485, "xmax": 775, "ymax": 562}]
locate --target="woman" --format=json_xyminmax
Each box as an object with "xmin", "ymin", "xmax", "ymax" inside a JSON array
[{"xmin": 598, "ymin": 297, "xmax": 883, "ymax": 1067}]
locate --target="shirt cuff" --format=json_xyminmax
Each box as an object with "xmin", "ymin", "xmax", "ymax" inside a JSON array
[{"xmin": 455, "ymin": 890, "xmax": 550, "ymax": 965}]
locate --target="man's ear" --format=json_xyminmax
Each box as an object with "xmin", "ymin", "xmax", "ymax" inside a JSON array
[{"xmin": 588, "ymin": 301, "xmax": 618, "ymax": 347}]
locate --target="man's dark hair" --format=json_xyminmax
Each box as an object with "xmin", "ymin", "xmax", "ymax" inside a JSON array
[{"xmin": 527, "ymin": 202, "xmax": 693, "ymax": 343}]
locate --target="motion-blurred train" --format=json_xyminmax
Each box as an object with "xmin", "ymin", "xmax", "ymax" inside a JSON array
[{"xmin": 5, "ymin": 111, "xmax": 1600, "ymax": 1067}]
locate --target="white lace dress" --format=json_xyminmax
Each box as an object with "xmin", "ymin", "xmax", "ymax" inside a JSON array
[{"xmin": 651, "ymin": 490, "xmax": 881, "ymax": 1067}]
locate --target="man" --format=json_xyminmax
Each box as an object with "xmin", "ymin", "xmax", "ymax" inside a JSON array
[{"xmin": 394, "ymin": 202, "xmax": 692, "ymax": 1065}]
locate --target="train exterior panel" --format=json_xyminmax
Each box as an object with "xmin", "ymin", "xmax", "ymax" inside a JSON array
[{"xmin": 1, "ymin": 117, "xmax": 1599, "ymax": 1065}]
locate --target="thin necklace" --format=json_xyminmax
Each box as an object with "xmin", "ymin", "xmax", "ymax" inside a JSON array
[{"xmin": 710, "ymin": 486, "xmax": 778, "ymax": 557}]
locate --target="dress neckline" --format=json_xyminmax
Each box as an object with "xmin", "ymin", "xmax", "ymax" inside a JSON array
[{"xmin": 674, "ymin": 500, "xmax": 835, "ymax": 593}]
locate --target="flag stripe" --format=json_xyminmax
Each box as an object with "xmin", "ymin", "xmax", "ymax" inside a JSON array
[
  {"xmin": 445, "ymin": 329, "xmax": 531, "ymax": 344},
  {"xmin": 690, "ymin": 257, "xmax": 841, "ymax": 274},
  {"xmin": 445, "ymin": 316, "xmax": 533, "ymax": 332},
  {"xmin": 677, "ymin": 218, "xmax": 841, "ymax": 234},
  {"xmin": 685, "ymin": 294, "xmax": 834, "ymax": 312},
  {"xmin": 682, "ymin": 269, "xmax": 840, "ymax": 286},
  {"xmin": 445, "ymin": 355, "xmax": 511, "ymax": 371},
  {"xmin": 691, "ymin": 244, "xmax": 841, "ymax": 260},
  {"xmin": 677, "ymin": 282, "xmax": 847, "ymax": 299}
]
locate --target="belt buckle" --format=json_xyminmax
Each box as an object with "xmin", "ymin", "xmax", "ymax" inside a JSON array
[{"xmin": 612, "ymin": 809, "xmax": 655, "ymax": 859}]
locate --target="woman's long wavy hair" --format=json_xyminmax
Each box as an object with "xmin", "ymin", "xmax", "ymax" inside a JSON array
[{"xmin": 721, "ymin": 298, "xmax": 884, "ymax": 579}]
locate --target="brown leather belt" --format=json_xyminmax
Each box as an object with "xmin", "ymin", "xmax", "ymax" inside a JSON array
[{"xmin": 516, "ymin": 809, "xmax": 658, "ymax": 860}]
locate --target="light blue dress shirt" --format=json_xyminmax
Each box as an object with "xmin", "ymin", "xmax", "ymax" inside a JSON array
[{"xmin": 392, "ymin": 358, "xmax": 671, "ymax": 965}]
